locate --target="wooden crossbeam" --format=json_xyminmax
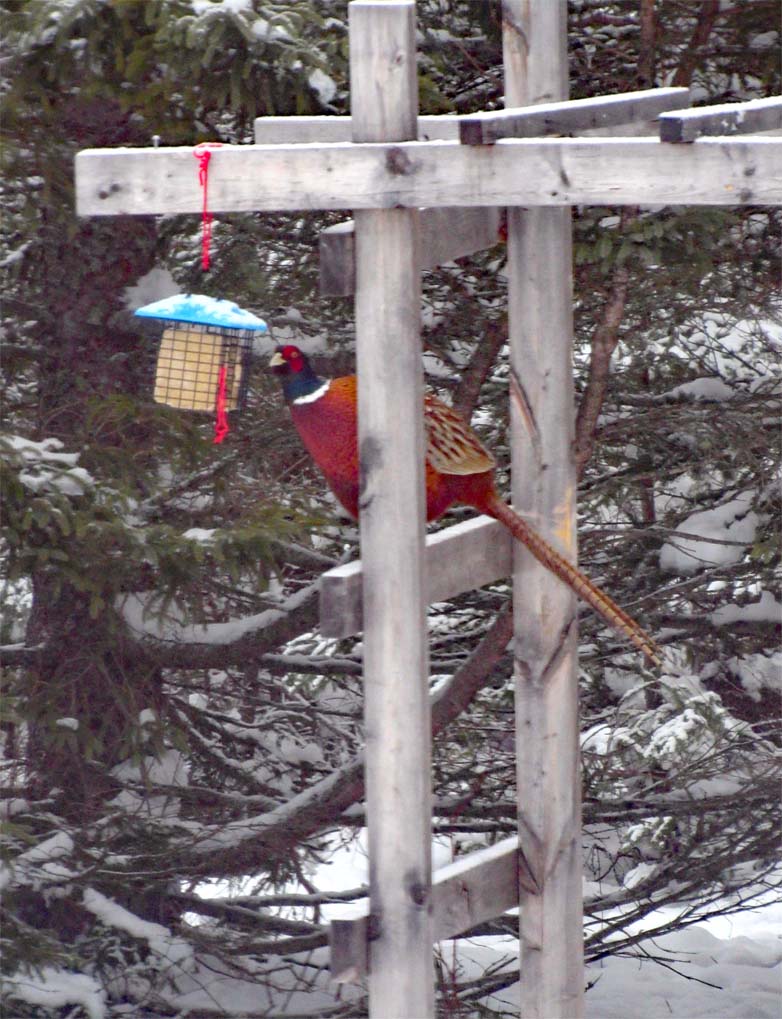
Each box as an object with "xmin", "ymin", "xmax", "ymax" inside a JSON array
[
  {"xmin": 254, "ymin": 114, "xmax": 461, "ymax": 143},
  {"xmin": 319, "ymin": 516, "xmax": 511, "ymax": 638},
  {"xmin": 330, "ymin": 835, "xmax": 531, "ymax": 983},
  {"xmin": 459, "ymin": 87, "xmax": 690, "ymax": 144},
  {"xmin": 316, "ymin": 90, "xmax": 689, "ymax": 295},
  {"xmin": 255, "ymin": 87, "xmax": 690, "ymax": 146},
  {"xmin": 319, "ymin": 206, "xmax": 502, "ymax": 296},
  {"xmin": 75, "ymin": 138, "xmax": 782, "ymax": 216},
  {"xmin": 660, "ymin": 95, "xmax": 782, "ymax": 143}
]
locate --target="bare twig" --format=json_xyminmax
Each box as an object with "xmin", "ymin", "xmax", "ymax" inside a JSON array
[
  {"xmin": 574, "ymin": 262, "xmax": 631, "ymax": 479},
  {"xmin": 672, "ymin": 0, "xmax": 720, "ymax": 88},
  {"xmin": 452, "ymin": 315, "xmax": 508, "ymax": 422},
  {"xmin": 186, "ymin": 606, "xmax": 514, "ymax": 879}
]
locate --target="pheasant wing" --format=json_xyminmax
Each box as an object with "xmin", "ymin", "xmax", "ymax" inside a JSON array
[{"xmin": 424, "ymin": 393, "xmax": 495, "ymax": 476}]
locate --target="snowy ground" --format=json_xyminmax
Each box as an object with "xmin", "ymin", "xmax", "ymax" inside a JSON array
[
  {"xmin": 452, "ymin": 902, "xmax": 782, "ymax": 1018},
  {"xmin": 6, "ymin": 797, "xmax": 779, "ymax": 1019},
  {"xmin": 169, "ymin": 859, "xmax": 782, "ymax": 1018},
  {"xmin": 231, "ymin": 835, "xmax": 781, "ymax": 1019}
]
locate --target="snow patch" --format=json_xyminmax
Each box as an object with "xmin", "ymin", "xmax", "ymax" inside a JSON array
[
  {"xmin": 118, "ymin": 584, "xmax": 314, "ymax": 646},
  {"xmin": 710, "ymin": 590, "xmax": 781, "ymax": 626},
  {"xmin": 182, "ymin": 527, "xmax": 217, "ymax": 543},
  {"xmin": 659, "ymin": 493, "xmax": 759, "ymax": 573},
  {"xmin": 123, "ymin": 267, "xmax": 179, "ymax": 311},
  {"xmin": 109, "ymin": 750, "xmax": 188, "ymax": 819},
  {"xmin": 83, "ymin": 888, "xmax": 194, "ymax": 968},
  {"xmin": 308, "ymin": 68, "xmax": 337, "ymax": 104},
  {"xmin": 0, "ymin": 831, "xmax": 74, "ymax": 892},
  {"xmin": 3, "ymin": 967, "xmax": 106, "ymax": 1019},
  {"xmin": 665, "ymin": 376, "xmax": 735, "ymax": 401},
  {"xmin": 726, "ymin": 651, "xmax": 782, "ymax": 700}
]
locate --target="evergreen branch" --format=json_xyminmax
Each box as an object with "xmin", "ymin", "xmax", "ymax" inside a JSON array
[
  {"xmin": 121, "ymin": 582, "xmax": 321, "ymax": 669},
  {"xmin": 574, "ymin": 244, "xmax": 631, "ymax": 480},
  {"xmin": 184, "ymin": 607, "xmax": 513, "ymax": 879}
]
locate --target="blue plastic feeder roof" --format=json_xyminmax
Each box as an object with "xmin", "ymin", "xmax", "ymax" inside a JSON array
[
  {"xmin": 134, "ymin": 294, "xmax": 269, "ymax": 332},
  {"xmin": 133, "ymin": 294, "xmax": 267, "ymax": 416}
]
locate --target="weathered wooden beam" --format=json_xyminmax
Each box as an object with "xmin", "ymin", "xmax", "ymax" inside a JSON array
[
  {"xmin": 349, "ymin": 5, "xmax": 432, "ymax": 1017},
  {"xmin": 254, "ymin": 114, "xmax": 461, "ymax": 143},
  {"xmin": 330, "ymin": 835, "xmax": 532, "ymax": 983},
  {"xmin": 319, "ymin": 206, "xmax": 502, "ymax": 297},
  {"xmin": 319, "ymin": 221, "xmax": 356, "ymax": 298},
  {"xmin": 504, "ymin": 2, "xmax": 584, "ymax": 1018},
  {"xmin": 257, "ymin": 88, "xmax": 688, "ymax": 148},
  {"xmin": 460, "ymin": 86, "xmax": 690, "ymax": 144},
  {"xmin": 319, "ymin": 516, "xmax": 511, "ymax": 638},
  {"xmin": 659, "ymin": 95, "xmax": 782, "ymax": 143},
  {"xmin": 75, "ymin": 137, "xmax": 782, "ymax": 216}
]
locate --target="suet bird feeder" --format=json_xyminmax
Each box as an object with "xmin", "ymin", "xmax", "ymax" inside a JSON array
[{"xmin": 134, "ymin": 294, "xmax": 267, "ymax": 441}]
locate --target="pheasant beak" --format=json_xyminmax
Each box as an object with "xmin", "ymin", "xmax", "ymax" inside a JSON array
[{"xmin": 269, "ymin": 351, "xmax": 286, "ymax": 368}]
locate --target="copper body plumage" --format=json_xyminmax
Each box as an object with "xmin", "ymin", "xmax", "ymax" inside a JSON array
[{"xmin": 270, "ymin": 345, "xmax": 660, "ymax": 666}]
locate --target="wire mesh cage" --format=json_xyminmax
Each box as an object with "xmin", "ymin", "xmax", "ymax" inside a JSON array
[
  {"xmin": 153, "ymin": 321, "xmax": 252, "ymax": 412},
  {"xmin": 134, "ymin": 294, "xmax": 268, "ymax": 425}
]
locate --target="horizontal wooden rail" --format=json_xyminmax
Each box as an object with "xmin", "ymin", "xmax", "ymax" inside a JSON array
[
  {"xmin": 319, "ymin": 516, "xmax": 512, "ymax": 638},
  {"xmin": 254, "ymin": 88, "xmax": 690, "ymax": 146},
  {"xmin": 75, "ymin": 138, "xmax": 782, "ymax": 216},
  {"xmin": 330, "ymin": 834, "xmax": 533, "ymax": 982},
  {"xmin": 255, "ymin": 114, "xmax": 461, "ymax": 143},
  {"xmin": 319, "ymin": 206, "xmax": 502, "ymax": 296},
  {"xmin": 459, "ymin": 87, "xmax": 690, "ymax": 144},
  {"xmin": 659, "ymin": 95, "xmax": 782, "ymax": 143}
]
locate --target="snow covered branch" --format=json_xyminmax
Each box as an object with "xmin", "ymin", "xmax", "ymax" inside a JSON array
[
  {"xmin": 184, "ymin": 606, "xmax": 514, "ymax": 879},
  {"xmin": 117, "ymin": 583, "xmax": 322, "ymax": 669}
]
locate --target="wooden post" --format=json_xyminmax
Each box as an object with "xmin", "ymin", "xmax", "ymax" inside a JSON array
[
  {"xmin": 503, "ymin": 2, "xmax": 585, "ymax": 1017},
  {"xmin": 349, "ymin": 4, "xmax": 433, "ymax": 1017}
]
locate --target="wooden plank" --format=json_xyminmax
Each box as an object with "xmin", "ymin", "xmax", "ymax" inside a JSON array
[
  {"xmin": 319, "ymin": 220, "xmax": 356, "ymax": 298},
  {"xmin": 254, "ymin": 114, "xmax": 461, "ymax": 143},
  {"xmin": 330, "ymin": 914, "xmax": 372, "ymax": 984},
  {"xmin": 460, "ymin": 86, "xmax": 690, "ymax": 144},
  {"xmin": 254, "ymin": 93, "xmax": 687, "ymax": 146},
  {"xmin": 255, "ymin": 112, "xmax": 664, "ymax": 146},
  {"xmin": 319, "ymin": 206, "xmax": 502, "ymax": 296},
  {"xmin": 320, "ymin": 516, "xmax": 511, "ymax": 637},
  {"xmin": 348, "ymin": 5, "xmax": 433, "ymax": 1018},
  {"xmin": 659, "ymin": 95, "xmax": 782, "ymax": 143},
  {"xmin": 503, "ymin": 3, "xmax": 585, "ymax": 1018},
  {"xmin": 74, "ymin": 137, "xmax": 782, "ymax": 216},
  {"xmin": 330, "ymin": 836, "xmax": 533, "ymax": 983}
]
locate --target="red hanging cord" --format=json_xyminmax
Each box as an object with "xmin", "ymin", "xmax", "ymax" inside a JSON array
[
  {"xmin": 193, "ymin": 142, "xmax": 222, "ymax": 271},
  {"xmin": 213, "ymin": 364, "xmax": 230, "ymax": 444}
]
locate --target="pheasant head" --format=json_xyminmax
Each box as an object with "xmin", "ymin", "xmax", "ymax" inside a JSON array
[{"xmin": 269, "ymin": 345, "xmax": 329, "ymax": 404}]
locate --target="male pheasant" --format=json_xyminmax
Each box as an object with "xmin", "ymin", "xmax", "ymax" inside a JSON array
[{"xmin": 270, "ymin": 344, "xmax": 660, "ymax": 666}]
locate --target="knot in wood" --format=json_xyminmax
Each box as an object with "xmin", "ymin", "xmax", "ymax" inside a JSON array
[
  {"xmin": 358, "ymin": 435, "xmax": 382, "ymax": 511},
  {"xmin": 386, "ymin": 146, "xmax": 414, "ymax": 176},
  {"xmin": 407, "ymin": 876, "xmax": 429, "ymax": 908},
  {"xmin": 367, "ymin": 913, "xmax": 382, "ymax": 941}
]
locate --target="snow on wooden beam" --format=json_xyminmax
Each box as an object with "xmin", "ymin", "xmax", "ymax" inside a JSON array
[
  {"xmin": 330, "ymin": 835, "xmax": 533, "ymax": 983},
  {"xmin": 254, "ymin": 114, "xmax": 461, "ymax": 143},
  {"xmin": 459, "ymin": 87, "xmax": 690, "ymax": 144},
  {"xmin": 319, "ymin": 206, "xmax": 502, "ymax": 296},
  {"xmin": 256, "ymin": 112, "xmax": 664, "ymax": 145},
  {"xmin": 659, "ymin": 95, "xmax": 782, "ymax": 143},
  {"xmin": 74, "ymin": 137, "xmax": 782, "ymax": 216},
  {"xmin": 319, "ymin": 516, "xmax": 512, "ymax": 638}
]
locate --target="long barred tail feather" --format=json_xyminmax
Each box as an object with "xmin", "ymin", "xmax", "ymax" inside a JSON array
[{"xmin": 486, "ymin": 497, "xmax": 661, "ymax": 667}]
